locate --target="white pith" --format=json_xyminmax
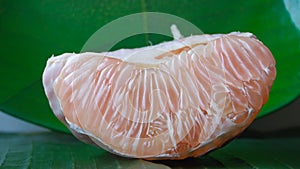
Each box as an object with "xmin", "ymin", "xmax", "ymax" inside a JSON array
[{"xmin": 103, "ymin": 31, "xmax": 253, "ymax": 65}]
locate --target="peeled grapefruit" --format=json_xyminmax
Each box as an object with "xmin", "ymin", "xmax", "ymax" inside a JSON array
[{"xmin": 43, "ymin": 30, "xmax": 276, "ymax": 160}]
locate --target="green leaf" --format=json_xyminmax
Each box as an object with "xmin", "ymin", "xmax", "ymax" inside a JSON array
[
  {"xmin": 0, "ymin": 132, "xmax": 170, "ymax": 169},
  {"xmin": 0, "ymin": 0, "xmax": 300, "ymax": 132},
  {"xmin": 0, "ymin": 132, "xmax": 299, "ymax": 168}
]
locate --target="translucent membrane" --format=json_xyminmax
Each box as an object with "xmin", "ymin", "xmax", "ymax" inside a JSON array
[{"xmin": 43, "ymin": 32, "xmax": 276, "ymax": 160}]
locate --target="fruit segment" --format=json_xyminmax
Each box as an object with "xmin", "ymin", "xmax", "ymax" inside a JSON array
[{"xmin": 43, "ymin": 32, "xmax": 276, "ymax": 159}]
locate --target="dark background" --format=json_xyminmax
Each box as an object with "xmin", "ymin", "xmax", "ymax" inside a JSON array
[{"xmin": 248, "ymin": 97, "xmax": 300, "ymax": 134}]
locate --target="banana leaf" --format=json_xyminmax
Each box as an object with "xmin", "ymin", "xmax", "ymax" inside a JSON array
[
  {"xmin": 0, "ymin": 132, "xmax": 299, "ymax": 168},
  {"xmin": 0, "ymin": 0, "xmax": 299, "ymax": 133}
]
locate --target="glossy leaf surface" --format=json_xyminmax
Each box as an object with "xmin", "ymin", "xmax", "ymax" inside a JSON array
[{"xmin": 0, "ymin": 0, "xmax": 299, "ymax": 132}]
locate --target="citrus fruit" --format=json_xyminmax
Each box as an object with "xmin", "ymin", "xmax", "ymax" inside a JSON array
[{"xmin": 42, "ymin": 30, "xmax": 276, "ymax": 160}]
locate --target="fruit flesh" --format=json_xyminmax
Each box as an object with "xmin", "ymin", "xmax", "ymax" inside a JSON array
[{"xmin": 43, "ymin": 32, "xmax": 276, "ymax": 159}]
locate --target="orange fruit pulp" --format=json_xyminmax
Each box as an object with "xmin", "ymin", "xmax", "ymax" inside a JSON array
[{"xmin": 43, "ymin": 30, "xmax": 276, "ymax": 160}]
